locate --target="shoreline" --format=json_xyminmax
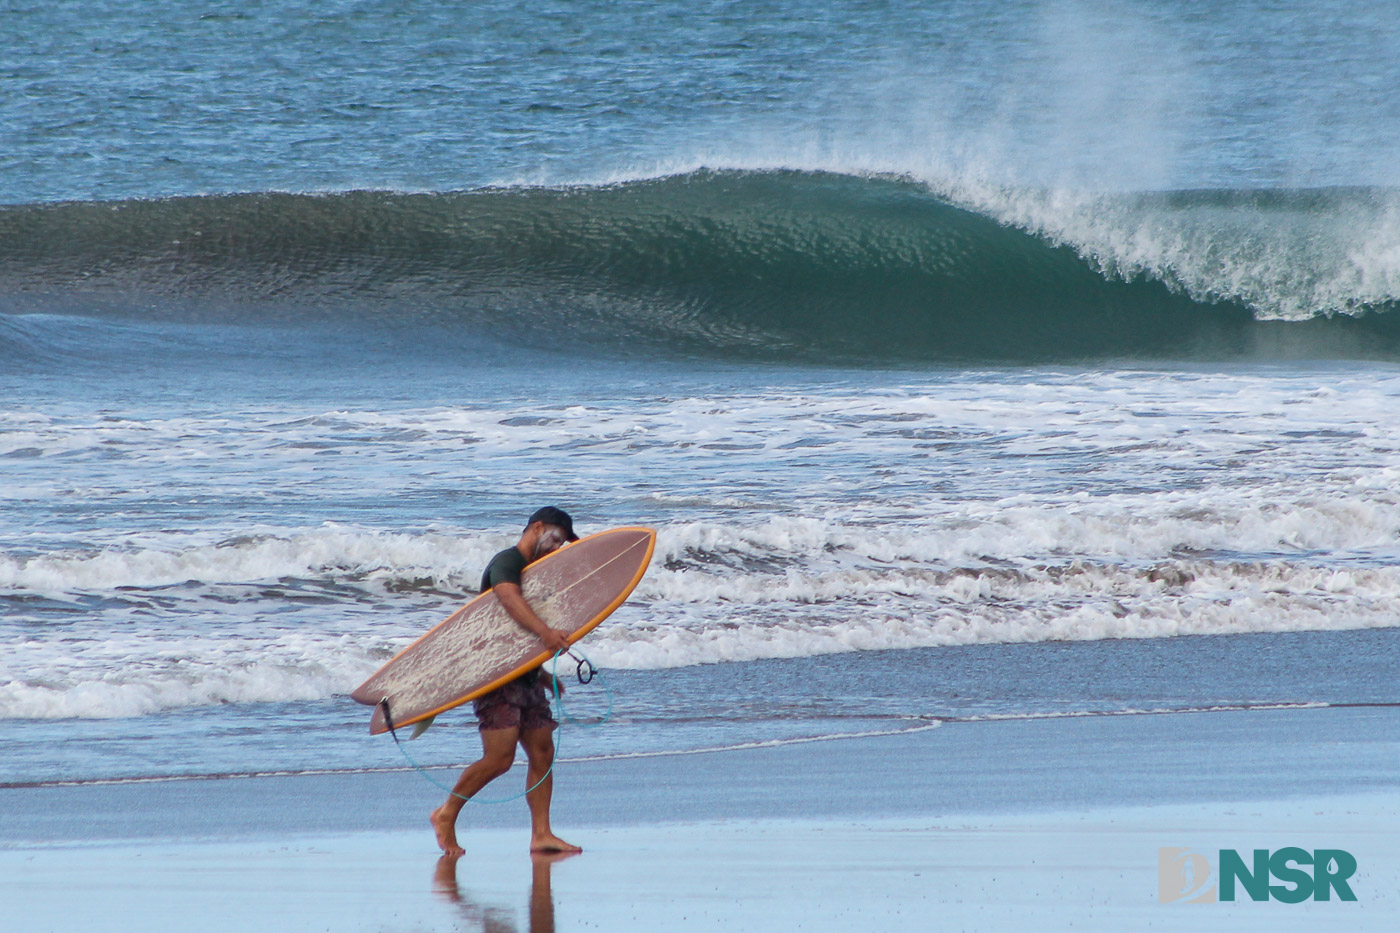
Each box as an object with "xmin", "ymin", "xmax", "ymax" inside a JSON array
[
  {"xmin": 4, "ymin": 705, "xmax": 1396, "ymax": 931},
  {"xmin": 4, "ymin": 704, "xmax": 1395, "ymax": 846},
  {"xmin": 11, "ymin": 697, "xmax": 1361, "ymax": 792}
]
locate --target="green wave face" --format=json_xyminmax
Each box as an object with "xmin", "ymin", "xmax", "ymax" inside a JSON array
[{"xmin": 2, "ymin": 171, "xmax": 1399, "ymax": 364}]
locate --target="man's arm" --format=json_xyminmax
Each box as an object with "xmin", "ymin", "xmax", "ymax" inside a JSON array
[{"xmin": 492, "ymin": 581, "xmax": 571, "ymax": 655}]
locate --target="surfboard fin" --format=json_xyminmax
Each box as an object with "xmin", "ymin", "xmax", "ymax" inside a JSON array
[{"xmin": 409, "ymin": 715, "xmax": 436, "ymax": 739}]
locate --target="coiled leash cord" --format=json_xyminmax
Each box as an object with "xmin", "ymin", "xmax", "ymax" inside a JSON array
[{"xmin": 380, "ymin": 646, "xmax": 612, "ymax": 805}]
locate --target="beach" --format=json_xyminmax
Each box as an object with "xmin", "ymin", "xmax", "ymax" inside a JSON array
[{"xmin": 5, "ymin": 705, "xmax": 1396, "ymax": 932}]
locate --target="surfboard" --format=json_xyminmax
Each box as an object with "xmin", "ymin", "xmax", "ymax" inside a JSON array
[{"xmin": 351, "ymin": 526, "xmax": 655, "ymax": 735}]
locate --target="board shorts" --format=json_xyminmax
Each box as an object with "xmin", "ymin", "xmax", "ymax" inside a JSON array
[{"xmin": 472, "ymin": 673, "xmax": 557, "ymax": 732}]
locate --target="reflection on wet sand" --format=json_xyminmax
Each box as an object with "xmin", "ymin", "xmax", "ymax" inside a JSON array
[{"xmin": 435, "ymin": 850, "xmax": 576, "ymax": 933}]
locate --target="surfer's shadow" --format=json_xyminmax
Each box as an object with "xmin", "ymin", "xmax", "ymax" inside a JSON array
[{"xmin": 434, "ymin": 851, "xmax": 575, "ymax": 933}]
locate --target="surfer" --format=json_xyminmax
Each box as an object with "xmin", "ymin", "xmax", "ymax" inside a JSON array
[{"xmin": 431, "ymin": 506, "xmax": 583, "ymax": 856}]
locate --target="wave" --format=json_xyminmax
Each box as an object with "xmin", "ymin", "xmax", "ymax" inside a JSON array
[
  {"xmin": 6, "ymin": 509, "xmax": 1400, "ymax": 719},
  {"xmin": 4, "ymin": 170, "xmax": 1400, "ymax": 363},
  {"xmin": 8, "ymin": 485, "xmax": 1400, "ymax": 602}
]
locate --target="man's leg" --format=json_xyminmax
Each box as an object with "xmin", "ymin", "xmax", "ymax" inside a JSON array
[
  {"xmin": 520, "ymin": 725, "xmax": 581, "ymax": 853},
  {"xmin": 430, "ymin": 726, "xmax": 519, "ymax": 855}
]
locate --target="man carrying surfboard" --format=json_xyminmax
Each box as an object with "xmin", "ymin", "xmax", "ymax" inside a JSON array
[{"xmin": 430, "ymin": 506, "xmax": 583, "ymax": 857}]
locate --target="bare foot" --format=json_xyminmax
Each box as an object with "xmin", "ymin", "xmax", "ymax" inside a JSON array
[
  {"xmin": 530, "ymin": 832, "xmax": 582, "ymax": 854},
  {"xmin": 431, "ymin": 806, "xmax": 465, "ymax": 856}
]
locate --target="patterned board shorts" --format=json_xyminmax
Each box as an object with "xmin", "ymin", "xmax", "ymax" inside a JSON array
[{"xmin": 472, "ymin": 674, "xmax": 557, "ymax": 732}]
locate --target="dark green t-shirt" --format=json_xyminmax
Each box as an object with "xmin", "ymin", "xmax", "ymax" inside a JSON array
[{"xmin": 481, "ymin": 546, "xmax": 528, "ymax": 593}]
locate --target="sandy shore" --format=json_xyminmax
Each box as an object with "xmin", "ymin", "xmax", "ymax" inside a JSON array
[{"xmin": 3, "ymin": 705, "xmax": 1397, "ymax": 931}]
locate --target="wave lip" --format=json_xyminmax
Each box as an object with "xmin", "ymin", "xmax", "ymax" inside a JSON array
[{"xmin": 3, "ymin": 170, "xmax": 1400, "ymax": 363}]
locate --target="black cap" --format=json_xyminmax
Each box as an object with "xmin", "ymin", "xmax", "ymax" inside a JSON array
[{"xmin": 527, "ymin": 506, "xmax": 579, "ymax": 541}]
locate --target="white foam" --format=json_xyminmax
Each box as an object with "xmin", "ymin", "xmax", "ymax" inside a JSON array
[
  {"xmin": 551, "ymin": 150, "xmax": 1400, "ymax": 321},
  {"xmin": 7, "ymin": 368, "xmax": 1400, "ymax": 718},
  {"xmin": 6, "ymin": 485, "xmax": 1400, "ymax": 605},
  {"xmin": 5, "ymin": 516, "xmax": 1399, "ymax": 719},
  {"xmin": 0, "ymin": 632, "xmax": 381, "ymax": 720},
  {"xmin": 587, "ymin": 566, "xmax": 1400, "ymax": 671},
  {"xmin": 939, "ymin": 182, "xmax": 1400, "ymax": 321},
  {"xmin": 0, "ymin": 526, "xmax": 498, "ymax": 598}
]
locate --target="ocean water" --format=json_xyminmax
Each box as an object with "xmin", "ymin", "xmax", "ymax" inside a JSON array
[{"xmin": 4, "ymin": 0, "xmax": 1400, "ymax": 788}]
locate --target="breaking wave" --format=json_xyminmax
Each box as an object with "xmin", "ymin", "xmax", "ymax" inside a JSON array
[
  {"xmin": 4, "ymin": 170, "xmax": 1400, "ymax": 363},
  {"xmin": 5, "ymin": 509, "xmax": 1400, "ymax": 719}
]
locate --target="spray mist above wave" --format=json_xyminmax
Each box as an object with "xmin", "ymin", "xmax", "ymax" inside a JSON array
[{"xmin": 3, "ymin": 170, "xmax": 1400, "ymax": 363}]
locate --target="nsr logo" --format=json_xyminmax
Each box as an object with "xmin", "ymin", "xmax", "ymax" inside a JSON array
[{"xmin": 1159, "ymin": 847, "xmax": 1358, "ymax": 904}]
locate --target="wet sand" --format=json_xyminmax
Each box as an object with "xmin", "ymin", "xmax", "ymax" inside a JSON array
[{"xmin": 2, "ymin": 706, "xmax": 1397, "ymax": 932}]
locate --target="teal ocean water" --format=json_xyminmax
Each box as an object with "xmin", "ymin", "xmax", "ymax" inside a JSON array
[{"xmin": 3, "ymin": 1, "xmax": 1400, "ymax": 786}]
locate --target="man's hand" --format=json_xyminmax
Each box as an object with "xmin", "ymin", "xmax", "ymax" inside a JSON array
[{"xmin": 540, "ymin": 628, "xmax": 570, "ymax": 655}]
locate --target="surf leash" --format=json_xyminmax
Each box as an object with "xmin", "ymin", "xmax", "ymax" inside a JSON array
[{"xmin": 380, "ymin": 645, "xmax": 612, "ymax": 805}]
